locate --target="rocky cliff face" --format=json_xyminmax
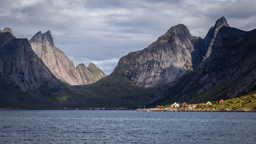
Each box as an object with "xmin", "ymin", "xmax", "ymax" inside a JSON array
[
  {"xmin": 30, "ymin": 31, "xmax": 83, "ymax": 85},
  {"xmin": 110, "ymin": 16, "xmax": 255, "ymax": 105},
  {"xmin": 152, "ymin": 26, "xmax": 256, "ymax": 105},
  {"xmin": 113, "ymin": 17, "xmax": 229, "ymax": 88},
  {"xmin": 113, "ymin": 24, "xmax": 196, "ymax": 88},
  {"xmin": 193, "ymin": 26, "xmax": 256, "ymax": 99},
  {"xmin": 191, "ymin": 16, "xmax": 230, "ymax": 68},
  {"xmin": 76, "ymin": 63, "xmax": 106, "ymax": 84},
  {"xmin": 203, "ymin": 16, "xmax": 230, "ymax": 60},
  {"xmin": 29, "ymin": 31, "xmax": 105, "ymax": 85},
  {"xmin": 0, "ymin": 29, "xmax": 61, "ymax": 92}
]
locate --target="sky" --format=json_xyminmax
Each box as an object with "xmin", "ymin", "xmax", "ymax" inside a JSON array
[{"xmin": 1, "ymin": 0, "xmax": 256, "ymax": 75}]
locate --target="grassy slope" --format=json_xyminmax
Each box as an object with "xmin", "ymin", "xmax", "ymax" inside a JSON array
[
  {"xmin": 197, "ymin": 93, "xmax": 256, "ymax": 110},
  {"xmin": 70, "ymin": 74, "xmax": 157, "ymax": 109},
  {"xmin": 0, "ymin": 68, "xmax": 155, "ymax": 109},
  {"xmin": 87, "ymin": 63, "xmax": 105, "ymax": 83}
]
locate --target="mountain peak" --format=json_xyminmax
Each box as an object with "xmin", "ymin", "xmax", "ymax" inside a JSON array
[
  {"xmin": 43, "ymin": 30, "xmax": 54, "ymax": 46},
  {"xmin": 30, "ymin": 30, "xmax": 54, "ymax": 46},
  {"xmin": 36, "ymin": 31, "xmax": 42, "ymax": 35},
  {"xmin": 3, "ymin": 27, "xmax": 14, "ymax": 35},
  {"xmin": 214, "ymin": 16, "xmax": 230, "ymax": 29},
  {"xmin": 76, "ymin": 63, "xmax": 86, "ymax": 69},
  {"xmin": 88, "ymin": 62, "xmax": 96, "ymax": 67},
  {"xmin": 30, "ymin": 31, "xmax": 42, "ymax": 42},
  {"xmin": 167, "ymin": 24, "xmax": 189, "ymax": 34},
  {"xmin": 45, "ymin": 30, "xmax": 52, "ymax": 37},
  {"xmin": 201, "ymin": 16, "xmax": 230, "ymax": 61}
]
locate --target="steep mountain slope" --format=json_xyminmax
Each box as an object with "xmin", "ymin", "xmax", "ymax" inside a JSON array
[
  {"xmin": 191, "ymin": 16, "xmax": 230, "ymax": 68},
  {"xmin": 0, "ymin": 29, "xmax": 61, "ymax": 92},
  {"xmin": 153, "ymin": 26, "xmax": 256, "ymax": 105},
  {"xmin": 113, "ymin": 17, "xmax": 229, "ymax": 89},
  {"xmin": 29, "ymin": 31, "xmax": 105, "ymax": 85},
  {"xmin": 113, "ymin": 24, "xmax": 196, "ymax": 88},
  {"xmin": 0, "ymin": 28, "xmax": 149, "ymax": 109},
  {"xmin": 0, "ymin": 28, "xmax": 71, "ymax": 108},
  {"xmin": 29, "ymin": 31, "xmax": 84, "ymax": 85}
]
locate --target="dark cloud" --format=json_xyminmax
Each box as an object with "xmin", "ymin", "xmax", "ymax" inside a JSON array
[{"xmin": 0, "ymin": 0, "xmax": 256, "ymax": 74}]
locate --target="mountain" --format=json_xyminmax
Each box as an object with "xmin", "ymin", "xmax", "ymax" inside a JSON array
[
  {"xmin": 1, "ymin": 16, "xmax": 255, "ymax": 109},
  {"xmin": 113, "ymin": 24, "xmax": 196, "ymax": 88},
  {"xmin": 0, "ymin": 28, "xmax": 60, "ymax": 92},
  {"xmin": 111, "ymin": 16, "xmax": 256, "ymax": 106},
  {"xmin": 191, "ymin": 16, "xmax": 230, "ymax": 68},
  {"xmin": 151, "ymin": 19, "xmax": 256, "ymax": 105},
  {"xmin": 0, "ymin": 28, "xmax": 69, "ymax": 108},
  {"xmin": 113, "ymin": 17, "xmax": 230, "ymax": 89},
  {"xmin": 76, "ymin": 63, "xmax": 106, "ymax": 84},
  {"xmin": 203, "ymin": 16, "xmax": 230, "ymax": 60},
  {"xmin": 29, "ymin": 31, "xmax": 105, "ymax": 85},
  {"xmin": 0, "ymin": 28, "xmax": 148, "ymax": 109}
]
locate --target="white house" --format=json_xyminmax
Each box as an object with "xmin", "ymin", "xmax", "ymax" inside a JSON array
[
  {"xmin": 206, "ymin": 101, "xmax": 212, "ymax": 106},
  {"xmin": 174, "ymin": 102, "xmax": 179, "ymax": 108}
]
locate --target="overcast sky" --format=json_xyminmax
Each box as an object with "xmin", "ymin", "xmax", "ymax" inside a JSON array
[{"xmin": 1, "ymin": 0, "xmax": 256, "ymax": 74}]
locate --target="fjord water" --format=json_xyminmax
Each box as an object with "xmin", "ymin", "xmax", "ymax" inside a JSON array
[{"xmin": 0, "ymin": 110, "xmax": 255, "ymax": 144}]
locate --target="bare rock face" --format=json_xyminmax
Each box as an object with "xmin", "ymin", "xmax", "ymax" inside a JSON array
[
  {"xmin": 203, "ymin": 16, "xmax": 230, "ymax": 60},
  {"xmin": 29, "ymin": 31, "xmax": 105, "ymax": 85},
  {"xmin": 30, "ymin": 31, "xmax": 83, "ymax": 85},
  {"xmin": 191, "ymin": 17, "xmax": 230, "ymax": 68},
  {"xmin": 76, "ymin": 63, "xmax": 106, "ymax": 84},
  {"xmin": 113, "ymin": 24, "xmax": 196, "ymax": 88},
  {"xmin": 195, "ymin": 27, "xmax": 254, "ymax": 98},
  {"xmin": 152, "ymin": 23, "xmax": 256, "ymax": 105},
  {"xmin": 0, "ymin": 34, "xmax": 61, "ymax": 92}
]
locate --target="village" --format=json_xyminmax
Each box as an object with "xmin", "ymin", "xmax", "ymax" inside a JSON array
[{"xmin": 137, "ymin": 94, "xmax": 256, "ymax": 112}]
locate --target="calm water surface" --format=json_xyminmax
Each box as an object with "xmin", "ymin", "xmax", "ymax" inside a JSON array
[{"xmin": 0, "ymin": 110, "xmax": 255, "ymax": 144}]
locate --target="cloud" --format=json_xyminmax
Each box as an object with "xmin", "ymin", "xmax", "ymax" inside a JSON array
[{"xmin": 1, "ymin": 0, "xmax": 256, "ymax": 74}]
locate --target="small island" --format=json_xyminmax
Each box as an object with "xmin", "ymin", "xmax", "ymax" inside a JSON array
[{"xmin": 137, "ymin": 94, "xmax": 256, "ymax": 112}]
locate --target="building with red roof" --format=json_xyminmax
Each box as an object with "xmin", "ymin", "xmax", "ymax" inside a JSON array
[{"xmin": 219, "ymin": 99, "xmax": 224, "ymax": 103}]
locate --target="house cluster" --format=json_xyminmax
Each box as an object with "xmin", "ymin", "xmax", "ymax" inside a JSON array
[{"xmin": 160, "ymin": 99, "xmax": 225, "ymax": 110}]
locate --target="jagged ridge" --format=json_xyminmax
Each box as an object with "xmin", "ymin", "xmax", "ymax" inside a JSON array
[
  {"xmin": 29, "ymin": 31, "xmax": 105, "ymax": 85},
  {"xmin": 151, "ymin": 20, "xmax": 256, "ymax": 105}
]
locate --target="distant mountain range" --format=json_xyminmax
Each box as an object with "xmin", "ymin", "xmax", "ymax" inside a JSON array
[{"xmin": 0, "ymin": 16, "xmax": 255, "ymax": 109}]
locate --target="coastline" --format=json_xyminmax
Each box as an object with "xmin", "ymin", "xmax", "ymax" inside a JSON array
[{"xmin": 137, "ymin": 108, "xmax": 256, "ymax": 112}]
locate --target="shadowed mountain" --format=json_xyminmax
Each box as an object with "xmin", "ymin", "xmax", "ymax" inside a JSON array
[
  {"xmin": 191, "ymin": 16, "xmax": 230, "ymax": 68},
  {"xmin": 0, "ymin": 28, "xmax": 69, "ymax": 108},
  {"xmin": 1, "ymin": 16, "xmax": 256, "ymax": 109},
  {"xmin": 151, "ymin": 26, "xmax": 256, "ymax": 106}
]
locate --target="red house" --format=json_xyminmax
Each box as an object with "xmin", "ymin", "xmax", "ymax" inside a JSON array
[
  {"xmin": 219, "ymin": 99, "xmax": 224, "ymax": 103},
  {"xmin": 183, "ymin": 102, "xmax": 187, "ymax": 106}
]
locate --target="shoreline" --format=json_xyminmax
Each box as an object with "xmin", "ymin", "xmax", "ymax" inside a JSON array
[
  {"xmin": 137, "ymin": 108, "xmax": 256, "ymax": 112},
  {"xmin": 0, "ymin": 108, "xmax": 132, "ymax": 110}
]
